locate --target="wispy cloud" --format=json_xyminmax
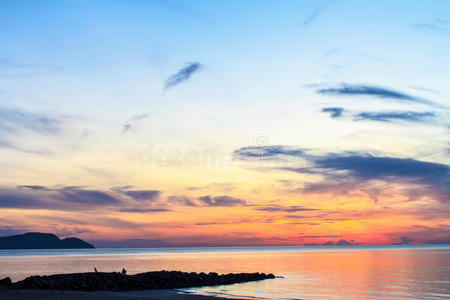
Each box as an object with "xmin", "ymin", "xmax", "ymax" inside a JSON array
[
  {"xmin": 322, "ymin": 107, "xmax": 344, "ymax": 118},
  {"xmin": 0, "ymin": 140, "xmax": 47, "ymax": 154},
  {"xmin": 114, "ymin": 186, "xmax": 161, "ymax": 201},
  {"xmin": 167, "ymin": 194, "xmax": 248, "ymax": 207},
  {"xmin": 411, "ymin": 18, "xmax": 449, "ymax": 33},
  {"xmin": 195, "ymin": 219, "xmax": 250, "ymax": 226},
  {"xmin": 92, "ymin": 238, "xmax": 173, "ymax": 248},
  {"xmin": 118, "ymin": 207, "xmax": 170, "ymax": 213},
  {"xmin": 167, "ymin": 195, "xmax": 198, "ymax": 206},
  {"xmin": 38, "ymin": 214, "xmax": 144, "ymax": 229},
  {"xmin": 58, "ymin": 187, "xmax": 119, "ymax": 205},
  {"xmin": 0, "ymin": 109, "xmax": 61, "ymax": 135},
  {"xmin": 0, "ymin": 183, "xmax": 255, "ymax": 211},
  {"xmin": 354, "ymin": 111, "xmax": 435, "ymax": 123},
  {"xmin": 17, "ymin": 185, "xmax": 51, "ymax": 191},
  {"xmin": 122, "ymin": 113, "xmax": 150, "ymax": 133},
  {"xmin": 387, "ymin": 225, "xmax": 450, "ymax": 245},
  {"xmin": 2, "ymin": 185, "xmax": 168, "ymax": 212},
  {"xmin": 301, "ymin": 1, "xmax": 332, "ymax": 26},
  {"xmin": 0, "ymin": 58, "xmax": 61, "ymax": 77},
  {"xmin": 198, "ymin": 195, "xmax": 246, "ymax": 207},
  {"xmin": 0, "ymin": 186, "xmax": 119, "ymax": 210},
  {"xmin": 254, "ymin": 205, "xmax": 319, "ymax": 212},
  {"xmin": 122, "ymin": 190, "xmax": 161, "ymax": 201},
  {"xmin": 301, "ymin": 179, "xmax": 388, "ymax": 203},
  {"xmin": 298, "ymin": 234, "xmax": 343, "ymax": 239},
  {"xmin": 317, "ymin": 84, "xmax": 432, "ymax": 105},
  {"xmin": 0, "ymin": 108, "xmax": 64, "ymax": 153},
  {"xmin": 164, "ymin": 62, "xmax": 201, "ymax": 90},
  {"xmin": 233, "ymin": 145, "xmax": 304, "ymax": 161}
]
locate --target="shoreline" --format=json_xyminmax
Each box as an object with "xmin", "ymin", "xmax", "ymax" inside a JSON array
[
  {"xmin": 0, "ymin": 289, "xmax": 246, "ymax": 300},
  {"xmin": 0, "ymin": 271, "xmax": 274, "ymax": 299}
]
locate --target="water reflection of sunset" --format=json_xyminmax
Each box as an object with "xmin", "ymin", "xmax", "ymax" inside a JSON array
[{"xmin": 2, "ymin": 247, "xmax": 449, "ymax": 299}]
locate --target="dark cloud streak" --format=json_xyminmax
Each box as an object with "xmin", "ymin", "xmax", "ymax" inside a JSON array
[
  {"xmin": 317, "ymin": 84, "xmax": 432, "ymax": 105},
  {"xmin": 301, "ymin": 1, "xmax": 331, "ymax": 26},
  {"xmin": 118, "ymin": 208, "xmax": 170, "ymax": 213},
  {"xmin": 198, "ymin": 195, "xmax": 246, "ymax": 207},
  {"xmin": 354, "ymin": 111, "xmax": 435, "ymax": 123},
  {"xmin": 122, "ymin": 190, "xmax": 161, "ymax": 201},
  {"xmin": 164, "ymin": 62, "xmax": 201, "ymax": 90},
  {"xmin": 233, "ymin": 145, "xmax": 304, "ymax": 161},
  {"xmin": 233, "ymin": 145, "xmax": 450, "ymax": 203},
  {"xmin": 322, "ymin": 107, "xmax": 343, "ymax": 118},
  {"xmin": 254, "ymin": 205, "xmax": 318, "ymax": 212}
]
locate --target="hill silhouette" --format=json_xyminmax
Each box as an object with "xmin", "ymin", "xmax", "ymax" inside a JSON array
[{"xmin": 0, "ymin": 232, "xmax": 94, "ymax": 249}]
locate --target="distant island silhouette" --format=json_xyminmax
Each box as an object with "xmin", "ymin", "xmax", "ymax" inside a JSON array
[
  {"xmin": 0, "ymin": 232, "xmax": 94, "ymax": 249},
  {"xmin": 304, "ymin": 239, "xmax": 356, "ymax": 246}
]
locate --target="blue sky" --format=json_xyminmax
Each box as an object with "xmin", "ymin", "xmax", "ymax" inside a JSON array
[{"xmin": 0, "ymin": 0, "xmax": 449, "ymax": 245}]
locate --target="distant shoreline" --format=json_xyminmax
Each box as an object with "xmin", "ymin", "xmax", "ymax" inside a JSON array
[
  {"xmin": 1, "ymin": 232, "xmax": 449, "ymax": 251},
  {"xmin": 1, "ymin": 243, "xmax": 449, "ymax": 255}
]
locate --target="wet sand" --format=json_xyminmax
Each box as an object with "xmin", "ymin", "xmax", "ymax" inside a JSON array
[{"xmin": 0, "ymin": 289, "xmax": 242, "ymax": 300}]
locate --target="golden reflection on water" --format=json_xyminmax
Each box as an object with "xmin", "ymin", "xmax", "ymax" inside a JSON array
[{"xmin": 1, "ymin": 247, "xmax": 449, "ymax": 299}]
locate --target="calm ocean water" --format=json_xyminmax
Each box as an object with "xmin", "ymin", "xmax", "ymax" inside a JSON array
[{"xmin": 1, "ymin": 245, "xmax": 450, "ymax": 299}]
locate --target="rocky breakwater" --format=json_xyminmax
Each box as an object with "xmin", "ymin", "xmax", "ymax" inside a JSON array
[{"xmin": 2, "ymin": 271, "xmax": 275, "ymax": 291}]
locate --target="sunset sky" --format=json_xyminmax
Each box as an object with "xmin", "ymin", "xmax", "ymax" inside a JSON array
[{"xmin": 0, "ymin": 0, "xmax": 449, "ymax": 247}]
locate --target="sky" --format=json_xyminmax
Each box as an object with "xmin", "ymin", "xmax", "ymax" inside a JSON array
[{"xmin": 0, "ymin": 0, "xmax": 449, "ymax": 247}]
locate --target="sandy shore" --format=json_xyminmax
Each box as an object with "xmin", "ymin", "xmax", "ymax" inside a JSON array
[{"xmin": 0, "ymin": 289, "xmax": 243, "ymax": 300}]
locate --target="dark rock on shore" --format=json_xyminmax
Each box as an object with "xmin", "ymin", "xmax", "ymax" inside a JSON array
[
  {"xmin": 7, "ymin": 271, "xmax": 275, "ymax": 291},
  {"xmin": 0, "ymin": 277, "xmax": 12, "ymax": 290}
]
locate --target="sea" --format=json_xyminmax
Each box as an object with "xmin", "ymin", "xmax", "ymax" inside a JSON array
[{"xmin": 1, "ymin": 245, "xmax": 450, "ymax": 299}]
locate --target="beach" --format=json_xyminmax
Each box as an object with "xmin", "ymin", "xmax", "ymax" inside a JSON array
[{"xmin": 0, "ymin": 289, "xmax": 240, "ymax": 300}]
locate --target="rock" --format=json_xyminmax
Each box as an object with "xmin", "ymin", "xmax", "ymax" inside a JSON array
[
  {"xmin": 11, "ymin": 271, "xmax": 275, "ymax": 291},
  {"xmin": 0, "ymin": 277, "xmax": 12, "ymax": 290}
]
